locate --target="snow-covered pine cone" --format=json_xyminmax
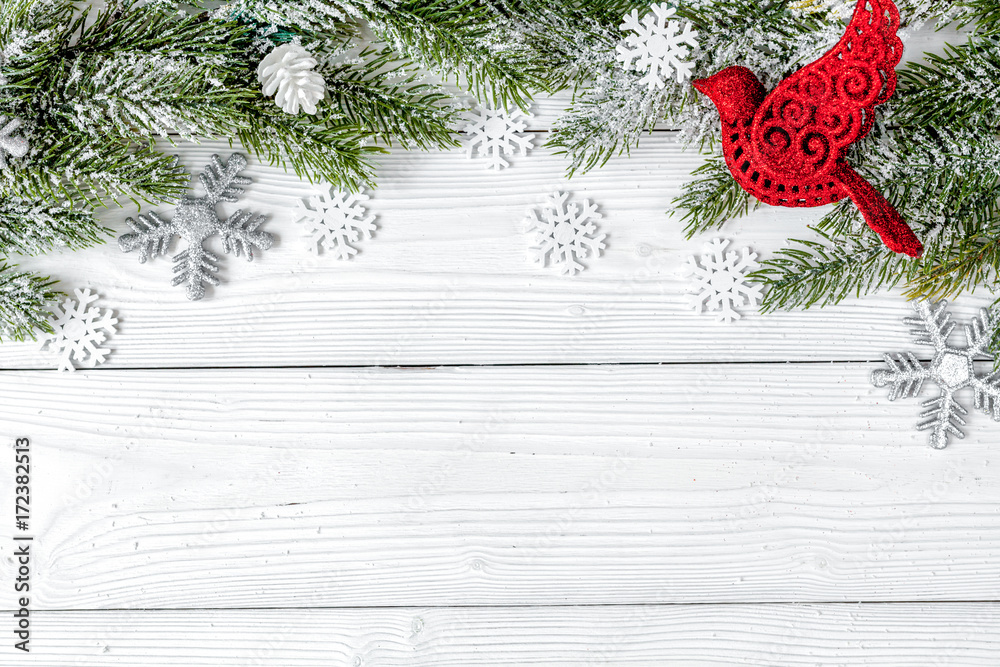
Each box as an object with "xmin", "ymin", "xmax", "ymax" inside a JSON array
[{"xmin": 257, "ymin": 43, "xmax": 326, "ymax": 116}]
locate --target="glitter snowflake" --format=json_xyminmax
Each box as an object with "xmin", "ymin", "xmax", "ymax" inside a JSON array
[
  {"xmin": 38, "ymin": 288, "xmax": 118, "ymax": 372},
  {"xmin": 526, "ymin": 191, "xmax": 606, "ymax": 276},
  {"xmin": 293, "ymin": 186, "xmax": 376, "ymax": 259},
  {"xmin": 684, "ymin": 238, "xmax": 762, "ymax": 323},
  {"xmin": 872, "ymin": 300, "xmax": 1000, "ymax": 449},
  {"xmin": 462, "ymin": 104, "xmax": 533, "ymax": 170},
  {"xmin": 118, "ymin": 153, "xmax": 272, "ymax": 300},
  {"xmin": 617, "ymin": 3, "xmax": 699, "ymax": 89},
  {"xmin": 0, "ymin": 115, "xmax": 28, "ymax": 170}
]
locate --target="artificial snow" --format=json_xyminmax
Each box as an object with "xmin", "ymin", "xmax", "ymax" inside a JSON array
[{"xmin": 0, "ymin": 115, "xmax": 28, "ymax": 169}]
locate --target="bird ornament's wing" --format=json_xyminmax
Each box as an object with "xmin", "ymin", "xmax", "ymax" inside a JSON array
[{"xmin": 749, "ymin": 0, "xmax": 903, "ymax": 183}]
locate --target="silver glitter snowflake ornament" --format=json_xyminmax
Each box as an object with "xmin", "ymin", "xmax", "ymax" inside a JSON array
[
  {"xmin": 872, "ymin": 300, "xmax": 1000, "ymax": 449},
  {"xmin": 118, "ymin": 153, "xmax": 272, "ymax": 300},
  {"xmin": 617, "ymin": 3, "xmax": 699, "ymax": 89},
  {"xmin": 38, "ymin": 288, "xmax": 118, "ymax": 372},
  {"xmin": 684, "ymin": 238, "xmax": 762, "ymax": 323},
  {"xmin": 526, "ymin": 191, "xmax": 606, "ymax": 276},
  {"xmin": 294, "ymin": 186, "xmax": 376, "ymax": 259},
  {"xmin": 462, "ymin": 104, "xmax": 533, "ymax": 170}
]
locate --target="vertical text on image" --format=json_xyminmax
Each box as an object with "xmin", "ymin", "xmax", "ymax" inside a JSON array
[{"xmin": 12, "ymin": 436, "xmax": 32, "ymax": 653}]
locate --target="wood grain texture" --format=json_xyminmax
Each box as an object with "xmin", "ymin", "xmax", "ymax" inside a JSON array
[
  {"xmin": 10, "ymin": 604, "xmax": 1000, "ymax": 666},
  {"xmin": 4, "ymin": 135, "xmax": 994, "ymax": 369},
  {"xmin": 3, "ymin": 365, "xmax": 998, "ymax": 609}
]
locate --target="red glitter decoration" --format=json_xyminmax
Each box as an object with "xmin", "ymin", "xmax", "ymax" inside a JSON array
[{"xmin": 693, "ymin": 0, "xmax": 923, "ymax": 258}]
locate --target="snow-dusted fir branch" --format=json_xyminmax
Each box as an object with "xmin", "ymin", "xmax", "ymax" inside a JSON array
[
  {"xmin": 0, "ymin": 265, "xmax": 58, "ymax": 343},
  {"xmin": 0, "ymin": 202, "xmax": 110, "ymax": 256}
]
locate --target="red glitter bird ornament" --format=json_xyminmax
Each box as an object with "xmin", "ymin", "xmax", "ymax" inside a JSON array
[{"xmin": 693, "ymin": 0, "xmax": 923, "ymax": 258}]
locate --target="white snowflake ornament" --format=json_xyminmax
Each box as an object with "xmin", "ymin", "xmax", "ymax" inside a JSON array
[
  {"xmin": 0, "ymin": 115, "xmax": 28, "ymax": 169},
  {"xmin": 258, "ymin": 43, "xmax": 326, "ymax": 115},
  {"xmin": 526, "ymin": 191, "xmax": 606, "ymax": 276},
  {"xmin": 462, "ymin": 104, "xmax": 533, "ymax": 170},
  {"xmin": 684, "ymin": 238, "xmax": 762, "ymax": 323},
  {"xmin": 617, "ymin": 3, "xmax": 699, "ymax": 89},
  {"xmin": 872, "ymin": 300, "xmax": 1000, "ymax": 449},
  {"xmin": 118, "ymin": 153, "xmax": 272, "ymax": 301},
  {"xmin": 38, "ymin": 288, "xmax": 118, "ymax": 372},
  {"xmin": 294, "ymin": 186, "xmax": 376, "ymax": 259}
]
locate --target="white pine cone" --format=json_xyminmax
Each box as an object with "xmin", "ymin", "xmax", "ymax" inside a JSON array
[{"xmin": 257, "ymin": 43, "xmax": 326, "ymax": 116}]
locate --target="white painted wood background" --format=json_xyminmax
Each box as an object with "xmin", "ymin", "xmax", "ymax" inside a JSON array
[{"xmin": 2, "ymin": 23, "xmax": 999, "ymax": 666}]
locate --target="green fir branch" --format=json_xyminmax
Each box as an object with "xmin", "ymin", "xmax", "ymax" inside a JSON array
[
  {"xmin": 0, "ymin": 201, "xmax": 109, "ymax": 255},
  {"xmin": 750, "ymin": 228, "xmax": 914, "ymax": 312},
  {"xmin": 238, "ymin": 103, "xmax": 382, "ymax": 190},
  {"xmin": 324, "ymin": 48, "xmax": 460, "ymax": 150},
  {"xmin": 895, "ymin": 38, "xmax": 1000, "ymax": 130},
  {"xmin": 548, "ymin": 0, "xmax": 844, "ymax": 175},
  {"xmin": 1, "ymin": 138, "xmax": 188, "ymax": 208},
  {"xmin": 672, "ymin": 155, "xmax": 754, "ymax": 238},
  {"xmin": 360, "ymin": 0, "xmax": 543, "ymax": 108},
  {"xmin": 0, "ymin": 264, "xmax": 58, "ymax": 342}
]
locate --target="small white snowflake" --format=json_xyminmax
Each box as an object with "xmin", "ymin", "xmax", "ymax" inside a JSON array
[
  {"xmin": 462, "ymin": 104, "xmax": 533, "ymax": 170},
  {"xmin": 38, "ymin": 288, "xmax": 118, "ymax": 372},
  {"xmin": 526, "ymin": 191, "xmax": 606, "ymax": 276},
  {"xmin": 617, "ymin": 3, "xmax": 699, "ymax": 89},
  {"xmin": 872, "ymin": 300, "xmax": 1000, "ymax": 449},
  {"xmin": 293, "ymin": 186, "xmax": 376, "ymax": 259},
  {"xmin": 684, "ymin": 238, "xmax": 762, "ymax": 323}
]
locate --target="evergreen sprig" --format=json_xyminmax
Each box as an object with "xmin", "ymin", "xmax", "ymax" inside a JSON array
[
  {"xmin": 0, "ymin": 264, "xmax": 57, "ymax": 342},
  {"xmin": 0, "ymin": 200, "xmax": 110, "ymax": 255},
  {"xmin": 673, "ymin": 156, "xmax": 755, "ymax": 238},
  {"xmin": 323, "ymin": 47, "xmax": 460, "ymax": 150}
]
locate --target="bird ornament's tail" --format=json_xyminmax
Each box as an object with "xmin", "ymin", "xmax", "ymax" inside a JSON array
[{"xmin": 835, "ymin": 162, "xmax": 923, "ymax": 258}]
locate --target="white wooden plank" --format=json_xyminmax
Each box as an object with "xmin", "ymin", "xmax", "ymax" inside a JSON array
[
  {"xmin": 10, "ymin": 604, "xmax": 1000, "ymax": 666},
  {"xmin": 3, "ymin": 365, "xmax": 998, "ymax": 608},
  {"xmin": 4, "ymin": 136, "xmax": 993, "ymax": 369}
]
